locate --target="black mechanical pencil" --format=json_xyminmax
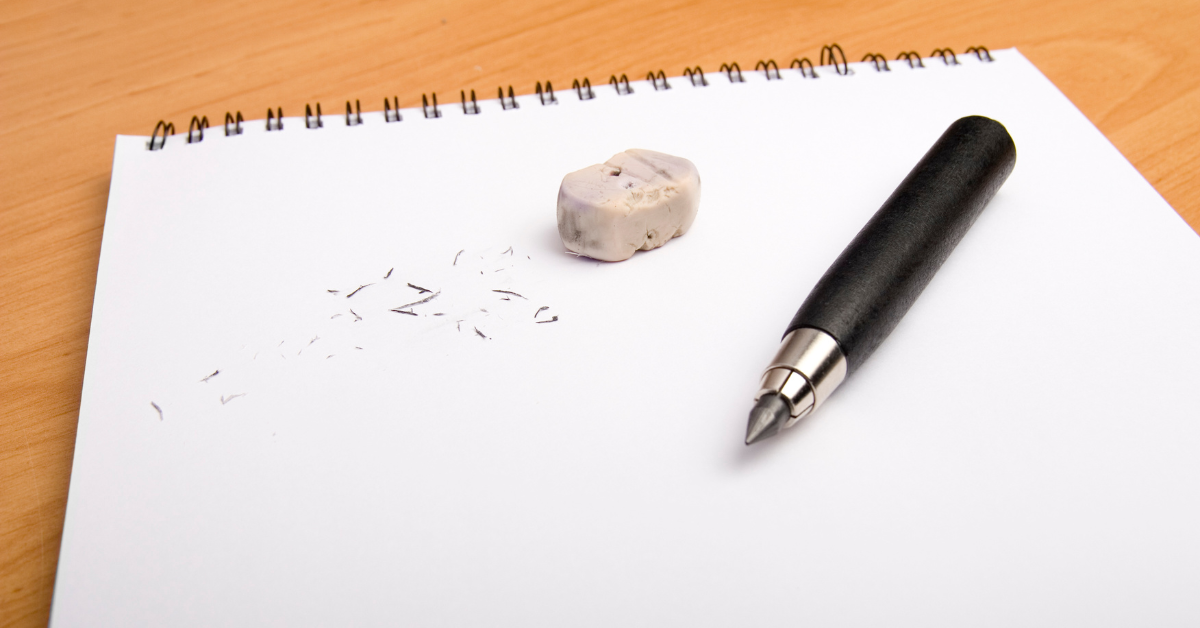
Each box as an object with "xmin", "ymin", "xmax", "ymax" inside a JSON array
[{"xmin": 746, "ymin": 115, "xmax": 1017, "ymax": 445}]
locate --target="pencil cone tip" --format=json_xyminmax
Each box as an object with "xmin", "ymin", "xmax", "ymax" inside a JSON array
[{"xmin": 745, "ymin": 394, "xmax": 789, "ymax": 445}]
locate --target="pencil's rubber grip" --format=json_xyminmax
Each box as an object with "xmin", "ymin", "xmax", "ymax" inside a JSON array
[{"xmin": 786, "ymin": 115, "xmax": 1016, "ymax": 375}]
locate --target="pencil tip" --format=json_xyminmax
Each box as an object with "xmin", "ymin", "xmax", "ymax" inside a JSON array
[{"xmin": 745, "ymin": 394, "xmax": 789, "ymax": 445}]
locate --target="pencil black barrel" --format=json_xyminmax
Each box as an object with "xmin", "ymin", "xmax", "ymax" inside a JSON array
[{"xmin": 786, "ymin": 115, "xmax": 1016, "ymax": 374}]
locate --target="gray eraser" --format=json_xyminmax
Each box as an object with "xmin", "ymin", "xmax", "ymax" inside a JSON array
[{"xmin": 556, "ymin": 149, "xmax": 701, "ymax": 262}]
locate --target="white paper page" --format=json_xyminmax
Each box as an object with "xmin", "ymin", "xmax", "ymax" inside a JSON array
[{"xmin": 54, "ymin": 50, "xmax": 1200, "ymax": 627}]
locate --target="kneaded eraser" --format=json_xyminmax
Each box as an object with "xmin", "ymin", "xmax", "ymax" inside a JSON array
[{"xmin": 556, "ymin": 149, "xmax": 701, "ymax": 262}]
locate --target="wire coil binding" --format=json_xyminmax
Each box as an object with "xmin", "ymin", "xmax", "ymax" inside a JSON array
[
  {"xmin": 422, "ymin": 93, "xmax": 441, "ymax": 119},
  {"xmin": 461, "ymin": 90, "xmax": 480, "ymax": 115},
  {"xmin": 931, "ymin": 48, "xmax": 961, "ymax": 65},
  {"xmin": 719, "ymin": 62, "xmax": 745, "ymax": 83},
  {"xmin": 305, "ymin": 103, "xmax": 323, "ymax": 129},
  {"xmin": 499, "ymin": 86, "xmax": 519, "ymax": 110},
  {"xmin": 821, "ymin": 44, "xmax": 849, "ymax": 76},
  {"xmin": 862, "ymin": 53, "xmax": 890, "ymax": 72},
  {"xmin": 896, "ymin": 51, "xmax": 924, "ymax": 69},
  {"xmin": 791, "ymin": 58, "xmax": 818, "ymax": 78},
  {"xmin": 148, "ymin": 120, "xmax": 173, "ymax": 151},
  {"xmin": 964, "ymin": 46, "xmax": 994, "ymax": 62},
  {"xmin": 187, "ymin": 116, "xmax": 209, "ymax": 143},
  {"xmin": 384, "ymin": 97, "xmax": 402, "ymax": 122},
  {"xmin": 536, "ymin": 81, "xmax": 557, "ymax": 105},
  {"xmin": 572, "ymin": 78, "xmax": 595, "ymax": 101},
  {"xmin": 755, "ymin": 60, "xmax": 781, "ymax": 80},
  {"xmin": 225, "ymin": 111, "xmax": 243, "ymax": 136},
  {"xmin": 145, "ymin": 44, "xmax": 999, "ymax": 150},
  {"xmin": 647, "ymin": 70, "xmax": 670, "ymax": 90},
  {"xmin": 610, "ymin": 74, "xmax": 633, "ymax": 95}
]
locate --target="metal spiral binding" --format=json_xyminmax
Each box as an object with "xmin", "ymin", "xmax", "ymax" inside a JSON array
[
  {"xmin": 187, "ymin": 116, "xmax": 209, "ymax": 143},
  {"xmin": 683, "ymin": 67, "xmax": 708, "ymax": 87},
  {"xmin": 305, "ymin": 103, "xmax": 323, "ymax": 129},
  {"xmin": 266, "ymin": 108, "xmax": 283, "ymax": 131},
  {"xmin": 610, "ymin": 74, "xmax": 633, "ymax": 95},
  {"xmin": 224, "ymin": 111, "xmax": 243, "ymax": 136},
  {"xmin": 499, "ymin": 86, "xmax": 519, "ymax": 110},
  {"xmin": 461, "ymin": 90, "xmax": 480, "ymax": 115},
  {"xmin": 422, "ymin": 93, "xmax": 441, "ymax": 118},
  {"xmin": 572, "ymin": 78, "xmax": 595, "ymax": 100},
  {"xmin": 647, "ymin": 70, "xmax": 670, "ymax": 90},
  {"xmin": 820, "ymin": 44, "xmax": 849, "ymax": 76},
  {"xmin": 755, "ymin": 60, "xmax": 781, "ymax": 80},
  {"xmin": 384, "ymin": 97, "xmax": 402, "ymax": 122},
  {"xmin": 536, "ymin": 81, "xmax": 558, "ymax": 105},
  {"xmin": 964, "ymin": 46, "xmax": 994, "ymax": 62},
  {"xmin": 147, "ymin": 43, "xmax": 1000, "ymax": 150},
  {"xmin": 148, "ymin": 120, "xmax": 174, "ymax": 151},
  {"xmin": 791, "ymin": 58, "xmax": 818, "ymax": 78},
  {"xmin": 896, "ymin": 51, "xmax": 924, "ymax": 69},
  {"xmin": 931, "ymin": 48, "xmax": 961, "ymax": 65},
  {"xmin": 861, "ymin": 53, "xmax": 890, "ymax": 72},
  {"xmin": 719, "ymin": 62, "xmax": 745, "ymax": 83}
]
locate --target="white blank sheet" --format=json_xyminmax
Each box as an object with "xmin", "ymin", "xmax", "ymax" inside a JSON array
[{"xmin": 54, "ymin": 49, "xmax": 1200, "ymax": 627}]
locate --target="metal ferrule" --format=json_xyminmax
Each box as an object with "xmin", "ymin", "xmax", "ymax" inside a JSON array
[{"xmin": 755, "ymin": 327, "xmax": 848, "ymax": 427}]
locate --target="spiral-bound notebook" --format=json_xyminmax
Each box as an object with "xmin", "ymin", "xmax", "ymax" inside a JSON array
[{"xmin": 54, "ymin": 48, "xmax": 1200, "ymax": 626}]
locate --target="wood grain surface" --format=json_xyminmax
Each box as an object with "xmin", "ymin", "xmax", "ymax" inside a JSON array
[{"xmin": 2, "ymin": 0, "xmax": 1197, "ymax": 625}]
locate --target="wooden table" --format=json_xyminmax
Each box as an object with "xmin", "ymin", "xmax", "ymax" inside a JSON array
[{"xmin": 2, "ymin": 0, "xmax": 1197, "ymax": 624}]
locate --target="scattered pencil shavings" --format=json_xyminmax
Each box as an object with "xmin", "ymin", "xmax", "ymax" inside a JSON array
[
  {"xmin": 298, "ymin": 336, "xmax": 319, "ymax": 355},
  {"xmin": 346, "ymin": 283, "xmax": 373, "ymax": 298},
  {"xmin": 150, "ymin": 402, "xmax": 163, "ymax": 420},
  {"xmin": 297, "ymin": 247, "xmax": 553, "ymax": 346},
  {"xmin": 183, "ymin": 252, "xmax": 550, "ymax": 393},
  {"xmin": 394, "ymin": 291, "xmax": 440, "ymax": 311}
]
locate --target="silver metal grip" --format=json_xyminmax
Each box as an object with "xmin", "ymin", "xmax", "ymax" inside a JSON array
[{"xmin": 755, "ymin": 327, "xmax": 847, "ymax": 427}]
